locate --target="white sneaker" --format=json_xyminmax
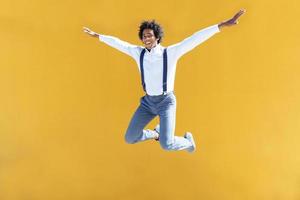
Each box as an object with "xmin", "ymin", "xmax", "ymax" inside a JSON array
[
  {"xmin": 184, "ymin": 132, "xmax": 196, "ymax": 153},
  {"xmin": 154, "ymin": 124, "xmax": 160, "ymax": 141}
]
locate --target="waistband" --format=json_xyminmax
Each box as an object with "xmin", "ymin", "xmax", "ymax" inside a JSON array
[{"xmin": 145, "ymin": 91, "xmax": 174, "ymax": 97}]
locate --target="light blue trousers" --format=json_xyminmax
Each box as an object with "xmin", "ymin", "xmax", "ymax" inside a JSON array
[{"xmin": 125, "ymin": 92, "xmax": 193, "ymax": 151}]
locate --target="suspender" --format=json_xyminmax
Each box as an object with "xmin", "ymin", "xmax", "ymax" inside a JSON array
[
  {"xmin": 162, "ymin": 49, "xmax": 168, "ymax": 93},
  {"xmin": 139, "ymin": 48, "xmax": 168, "ymax": 94},
  {"xmin": 140, "ymin": 49, "xmax": 146, "ymax": 92}
]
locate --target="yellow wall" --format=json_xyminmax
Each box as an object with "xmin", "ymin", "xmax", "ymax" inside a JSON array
[{"xmin": 1, "ymin": 0, "xmax": 300, "ymax": 200}]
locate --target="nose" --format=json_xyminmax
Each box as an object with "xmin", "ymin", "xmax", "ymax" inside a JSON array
[{"xmin": 143, "ymin": 35, "xmax": 151, "ymax": 40}]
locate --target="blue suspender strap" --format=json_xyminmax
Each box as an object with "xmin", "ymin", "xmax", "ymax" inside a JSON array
[
  {"xmin": 163, "ymin": 48, "xmax": 168, "ymax": 94},
  {"xmin": 139, "ymin": 48, "xmax": 146, "ymax": 92}
]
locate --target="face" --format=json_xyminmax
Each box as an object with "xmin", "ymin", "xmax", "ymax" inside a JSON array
[{"xmin": 142, "ymin": 29, "xmax": 159, "ymax": 49}]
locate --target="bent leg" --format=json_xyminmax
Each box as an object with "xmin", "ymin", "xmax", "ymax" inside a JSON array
[
  {"xmin": 158, "ymin": 96, "xmax": 193, "ymax": 151},
  {"xmin": 125, "ymin": 102, "xmax": 157, "ymax": 144}
]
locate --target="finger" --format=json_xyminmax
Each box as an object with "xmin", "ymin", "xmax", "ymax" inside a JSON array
[
  {"xmin": 233, "ymin": 9, "xmax": 246, "ymax": 19},
  {"xmin": 238, "ymin": 9, "xmax": 246, "ymax": 16},
  {"xmin": 233, "ymin": 12, "xmax": 243, "ymax": 20},
  {"xmin": 240, "ymin": 8, "xmax": 246, "ymax": 13}
]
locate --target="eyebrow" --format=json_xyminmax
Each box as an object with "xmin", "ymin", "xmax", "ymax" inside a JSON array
[{"xmin": 143, "ymin": 33, "xmax": 154, "ymax": 36}]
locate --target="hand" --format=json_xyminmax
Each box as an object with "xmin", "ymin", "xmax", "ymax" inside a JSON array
[
  {"xmin": 83, "ymin": 27, "xmax": 99, "ymax": 37},
  {"xmin": 219, "ymin": 9, "xmax": 246, "ymax": 29}
]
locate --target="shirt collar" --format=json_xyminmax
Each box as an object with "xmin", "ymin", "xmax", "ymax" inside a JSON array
[{"xmin": 145, "ymin": 44, "xmax": 163, "ymax": 54}]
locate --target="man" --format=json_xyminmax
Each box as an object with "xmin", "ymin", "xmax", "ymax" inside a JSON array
[{"xmin": 83, "ymin": 9, "xmax": 245, "ymax": 153}]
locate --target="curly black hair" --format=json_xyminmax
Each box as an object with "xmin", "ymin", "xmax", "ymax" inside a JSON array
[{"xmin": 138, "ymin": 20, "xmax": 164, "ymax": 44}]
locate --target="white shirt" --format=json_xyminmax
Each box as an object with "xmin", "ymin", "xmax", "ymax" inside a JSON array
[{"xmin": 99, "ymin": 24, "xmax": 220, "ymax": 96}]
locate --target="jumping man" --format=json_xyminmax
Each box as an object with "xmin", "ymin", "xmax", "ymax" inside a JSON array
[{"xmin": 83, "ymin": 9, "xmax": 245, "ymax": 153}]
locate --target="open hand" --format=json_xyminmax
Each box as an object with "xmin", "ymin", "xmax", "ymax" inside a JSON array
[
  {"xmin": 83, "ymin": 27, "xmax": 99, "ymax": 37},
  {"xmin": 219, "ymin": 9, "xmax": 246, "ymax": 29}
]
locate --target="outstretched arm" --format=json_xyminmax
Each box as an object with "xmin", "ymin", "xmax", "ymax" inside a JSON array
[
  {"xmin": 83, "ymin": 27, "xmax": 139, "ymax": 59},
  {"xmin": 169, "ymin": 9, "xmax": 246, "ymax": 59}
]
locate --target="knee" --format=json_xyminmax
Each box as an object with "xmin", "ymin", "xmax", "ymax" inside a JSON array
[{"xmin": 124, "ymin": 133, "xmax": 136, "ymax": 144}]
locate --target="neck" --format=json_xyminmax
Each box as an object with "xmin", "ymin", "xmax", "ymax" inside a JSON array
[{"xmin": 146, "ymin": 43, "xmax": 158, "ymax": 51}]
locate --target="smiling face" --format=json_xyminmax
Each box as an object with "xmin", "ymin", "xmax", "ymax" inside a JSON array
[{"xmin": 142, "ymin": 29, "xmax": 159, "ymax": 50}]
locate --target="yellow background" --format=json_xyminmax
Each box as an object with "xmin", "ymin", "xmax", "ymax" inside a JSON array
[{"xmin": 1, "ymin": 0, "xmax": 300, "ymax": 199}]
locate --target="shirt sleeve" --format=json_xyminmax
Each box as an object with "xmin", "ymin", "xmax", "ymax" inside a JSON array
[
  {"xmin": 99, "ymin": 34, "xmax": 140, "ymax": 59},
  {"xmin": 168, "ymin": 24, "xmax": 220, "ymax": 59}
]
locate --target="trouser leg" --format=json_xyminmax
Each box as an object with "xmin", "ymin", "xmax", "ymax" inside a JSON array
[
  {"xmin": 158, "ymin": 94, "xmax": 193, "ymax": 151},
  {"xmin": 125, "ymin": 99, "xmax": 157, "ymax": 144}
]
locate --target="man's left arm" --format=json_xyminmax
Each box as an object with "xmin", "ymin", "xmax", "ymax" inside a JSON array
[{"xmin": 169, "ymin": 9, "xmax": 246, "ymax": 59}]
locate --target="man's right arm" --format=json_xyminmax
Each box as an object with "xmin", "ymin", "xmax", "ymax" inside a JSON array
[{"xmin": 83, "ymin": 27, "xmax": 139, "ymax": 59}]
